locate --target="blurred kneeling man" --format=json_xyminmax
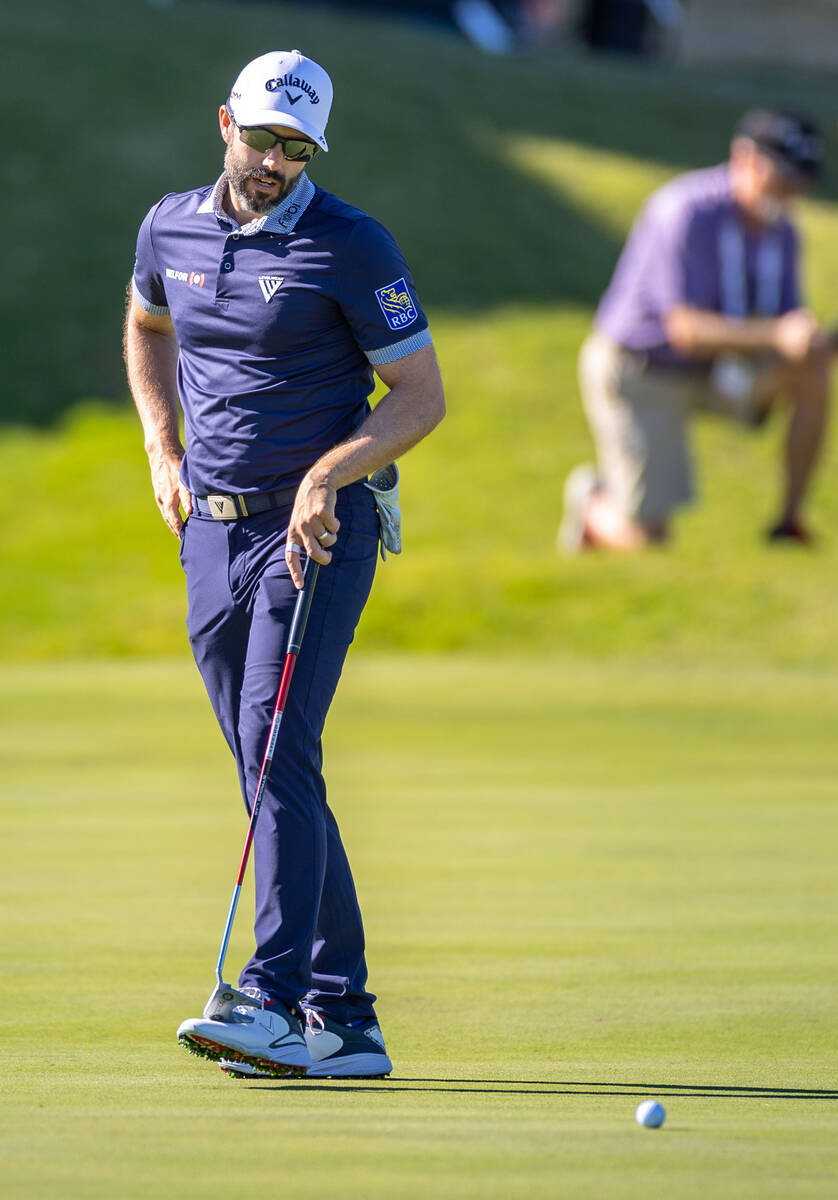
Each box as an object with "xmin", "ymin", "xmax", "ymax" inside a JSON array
[{"xmin": 561, "ymin": 109, "xmax": 831, "ymax": 551}]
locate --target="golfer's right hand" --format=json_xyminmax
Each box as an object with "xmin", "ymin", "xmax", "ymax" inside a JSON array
[
  {"xmin": 772, "ymin": 309, "xmax": 827, "ymax": 363},
  {"xmin": 286, "ymin": 473, "xmax": 340, "ymax": 589},
  {"xmin": 149, "ymin": 446, "xmax": 191, "ymax": 536}
]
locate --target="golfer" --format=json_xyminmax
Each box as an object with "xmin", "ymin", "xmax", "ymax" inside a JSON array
[
  {"xmin": 124, "ymin": 50, "xmax": 444, "ymax": 1078},
  {"xmin": 560, "ymin": 109, "xmax": 830, "ymax": 551}
]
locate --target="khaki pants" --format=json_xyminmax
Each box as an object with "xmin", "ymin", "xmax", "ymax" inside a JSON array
[{"xmin": 579, "ymin": 332, "xmax": 767, "ymax": 523}]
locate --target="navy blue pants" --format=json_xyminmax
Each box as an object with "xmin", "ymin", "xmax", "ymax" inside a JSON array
[{"xmin": 179, "ymin": 480, "xmax": 379, "ymax": 1022}]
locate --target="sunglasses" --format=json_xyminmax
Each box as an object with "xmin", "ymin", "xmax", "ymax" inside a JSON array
[{"xmin": 234, "ymin": 121, "xmax": 319, "ymax": 162}]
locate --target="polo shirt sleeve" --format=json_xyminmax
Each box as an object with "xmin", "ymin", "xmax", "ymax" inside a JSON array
[
  {"xmin": 132, "ymin": 201, "xmax": 170, "ymax": 317},
  {"xmin": 339, "ymin": 218, "xmax": 432, "ymax": 365}
]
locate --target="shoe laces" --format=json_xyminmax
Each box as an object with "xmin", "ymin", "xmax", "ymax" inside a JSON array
[
  {"xmin": 233, "ymin": 984, "xmax": 267, "ymax": 1022},
  {"xmin": 302, "ymin": 1005, "xmax": 325, "ymax": 1036}
]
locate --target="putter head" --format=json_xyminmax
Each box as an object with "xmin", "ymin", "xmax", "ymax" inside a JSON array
[{"xmin": 203, "ymin": 982, "xmax": 261, "ymax": 1022}]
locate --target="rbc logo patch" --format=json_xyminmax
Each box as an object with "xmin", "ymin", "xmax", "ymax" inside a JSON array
[{"xmin": 375, "ymin": 278, "xmax": 418, "ymax": 332}]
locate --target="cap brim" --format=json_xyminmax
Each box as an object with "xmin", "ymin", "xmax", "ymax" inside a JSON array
[
  {"xmin": 767, "ymin": 150, "xmax": 822, "ymax": 184},
  {"xmin": 231, "ymin": 106, "xmax": 328, "ymax": 152}
]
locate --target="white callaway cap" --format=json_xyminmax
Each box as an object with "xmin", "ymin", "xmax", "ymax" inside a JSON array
[{"xmin": 227, "ymin": 50, "xmax": 333, "ymax": 152}]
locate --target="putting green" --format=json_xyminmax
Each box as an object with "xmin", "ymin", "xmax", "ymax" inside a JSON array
[{"xmin": 2, "ymin": 656, "xmax": 836, "ymax": 1198}]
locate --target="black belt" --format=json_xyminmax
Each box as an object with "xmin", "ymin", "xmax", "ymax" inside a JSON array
[{"xmin": 192, "ymin": 486, "xmax": 298, "ymax": 521}]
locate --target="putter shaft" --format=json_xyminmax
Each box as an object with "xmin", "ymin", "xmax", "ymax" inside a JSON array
[{"xmin": 212, "ymin": 560, "xmax": 320, "ymax": 990}]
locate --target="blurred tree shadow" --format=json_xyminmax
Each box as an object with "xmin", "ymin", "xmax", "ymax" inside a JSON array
[{"xmin": 3, "ymin": 0, "xmax": 836, "ymax": 425}]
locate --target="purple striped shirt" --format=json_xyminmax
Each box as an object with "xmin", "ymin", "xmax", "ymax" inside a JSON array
[{"xmin": 595, "ymin": 164, "xmax": 800, "ymax": 369}]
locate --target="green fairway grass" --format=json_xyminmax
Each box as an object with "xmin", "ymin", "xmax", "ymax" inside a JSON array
[
  {"xmin": 4, "ymin": 6, "xmax": 838, "ymax": 1192},
  {"xmin": 2, "ymin": 657, "xmax": 837, "ymax": 1198}
]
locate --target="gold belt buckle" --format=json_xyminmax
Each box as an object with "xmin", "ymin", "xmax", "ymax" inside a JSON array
[{"xmin": 206, "ymin": 493, "xmax": 240, "ymax": 520}]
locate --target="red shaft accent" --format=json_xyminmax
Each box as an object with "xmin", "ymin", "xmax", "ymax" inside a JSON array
[{"xmin": 233, "ymin": 652, "xmax": 298, "ymax": 886}]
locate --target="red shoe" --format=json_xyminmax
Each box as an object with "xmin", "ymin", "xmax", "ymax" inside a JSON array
[{"xmin": 766, "ymin": 519, "xmax": 814, "ymax": 546}]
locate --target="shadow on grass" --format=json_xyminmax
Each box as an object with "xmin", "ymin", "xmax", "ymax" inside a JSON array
[{"xmin": 247, "ymin": 1077, "xmax": 838, "ymax": 1099}]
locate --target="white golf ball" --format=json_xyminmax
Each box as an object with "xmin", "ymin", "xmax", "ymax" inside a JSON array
[{"xmin": 635, "ymin": 1100, "xmax": 666, "ymax": 1128}]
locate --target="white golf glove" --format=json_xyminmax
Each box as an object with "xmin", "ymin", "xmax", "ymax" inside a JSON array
[{"xmin": 364, "ymin": 463, "xmax": 401, "ymax": 561}]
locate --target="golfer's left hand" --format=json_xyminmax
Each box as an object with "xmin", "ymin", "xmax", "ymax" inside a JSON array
[{"xmin": 286, "ymin": 474, "xmax": 340, "ymax": 589}]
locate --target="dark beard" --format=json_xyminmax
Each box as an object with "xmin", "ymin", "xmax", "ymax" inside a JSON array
[{"xmin": 224, "ymin": 146, "xmax": 296, "ymax": 214}]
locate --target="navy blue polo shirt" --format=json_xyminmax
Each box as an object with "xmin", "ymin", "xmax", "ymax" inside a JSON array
[{"xmin": 132, "ymin": 172, "xmax": 432, "ymax": 495}]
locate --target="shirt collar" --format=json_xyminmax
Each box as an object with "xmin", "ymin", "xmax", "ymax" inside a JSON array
[{"xmin": 196, "ymin": 172, "xmax": 315, "ymax": 235}]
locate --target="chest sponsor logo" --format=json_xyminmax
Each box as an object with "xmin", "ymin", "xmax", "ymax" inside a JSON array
[
  {"xmin": 165, "ymin": 267, "xmax": 205, "ymax": 287},
  {"xmin": 375, "ymin": 277, "xmax": 418, "ymax": 332},
  {"xmin": 258, "ymin": 274, "xmax": 285, "ymax": 303}
]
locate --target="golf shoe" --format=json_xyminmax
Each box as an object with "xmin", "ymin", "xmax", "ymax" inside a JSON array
[
  {"xmin": 220, "ymin": 1007, "xmax": 392, "ymax": 1079},
  {"xmin": 177, "ymin": 986, "xmax": 310, "ymax": 1077}
]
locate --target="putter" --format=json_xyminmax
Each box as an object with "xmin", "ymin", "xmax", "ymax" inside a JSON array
[{"xmin": 203, "ymin": 558, "xmax": 320, "ymax": 1022}]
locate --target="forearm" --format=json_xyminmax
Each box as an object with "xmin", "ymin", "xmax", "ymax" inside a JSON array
[
  {"xmin": 283, "ymin": 343, "xmax": 443, "ymax": 586},
  {"xmin": 123, "ymin": 317, "xmax": 182, "ymax": 456},
  {"xmin": 124, "ymin": 297, "xmax": 191, "ymax": 534},
  {"xmin": 665, "ymin": 305, "xmax": 779, "ymax": 358},
  {"xmin": 309, "ymin": 372, "xmax": 444, "ymax": 491}
]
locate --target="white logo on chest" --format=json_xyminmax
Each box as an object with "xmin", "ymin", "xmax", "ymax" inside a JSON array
[{"xmin": 258, "ymin": 275, "xmax": 285, "ymax": 303}]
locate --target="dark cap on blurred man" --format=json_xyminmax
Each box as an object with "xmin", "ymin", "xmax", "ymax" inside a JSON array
[{"xmin": 734, "ymin": 109, "xmax": 824, "ymax": 182}]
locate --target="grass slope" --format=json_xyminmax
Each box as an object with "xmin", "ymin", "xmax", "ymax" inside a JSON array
[
  {"xmin": 5, "ymin": 1, "xmax": 838, "ymax": 661},
  {"xmin": 3, "ymin": 336, "xmax": 838, "ymax": 662},
  {"xmin": 2, "ymin": 657, "xmax": 837, "ymax": 1197}
]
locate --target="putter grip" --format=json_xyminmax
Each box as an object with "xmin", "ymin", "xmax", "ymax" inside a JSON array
[{"xmin": 287, "ymin": 560, "xmax": 320, "ymax": 654}]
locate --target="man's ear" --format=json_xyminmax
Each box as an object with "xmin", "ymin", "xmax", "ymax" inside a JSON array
[{"xmin": 219, "ymin": 105, "xmax": 233, "ymax": 144}]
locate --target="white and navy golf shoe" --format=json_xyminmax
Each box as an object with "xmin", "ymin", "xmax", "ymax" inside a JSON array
[
  {"xmin": 304, "ymin": 1008, "xmax": 392, "ymax": 1078},
  {"xmin": 177, "ymin": 986, "xmax": 310, "ymax": 1078},
  {"xmin": 220, "ymin": 1007, "xmax": 392, "ymax": 1080}
]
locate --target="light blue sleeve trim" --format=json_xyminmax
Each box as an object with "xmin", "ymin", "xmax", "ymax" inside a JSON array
[
  {"xmin": 365, "ymin": 328, "xmax": 432, "ymax": 365},
  {"xmin": 132, "ymin": 278, "xmax": 170, "ymax": 317}
]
